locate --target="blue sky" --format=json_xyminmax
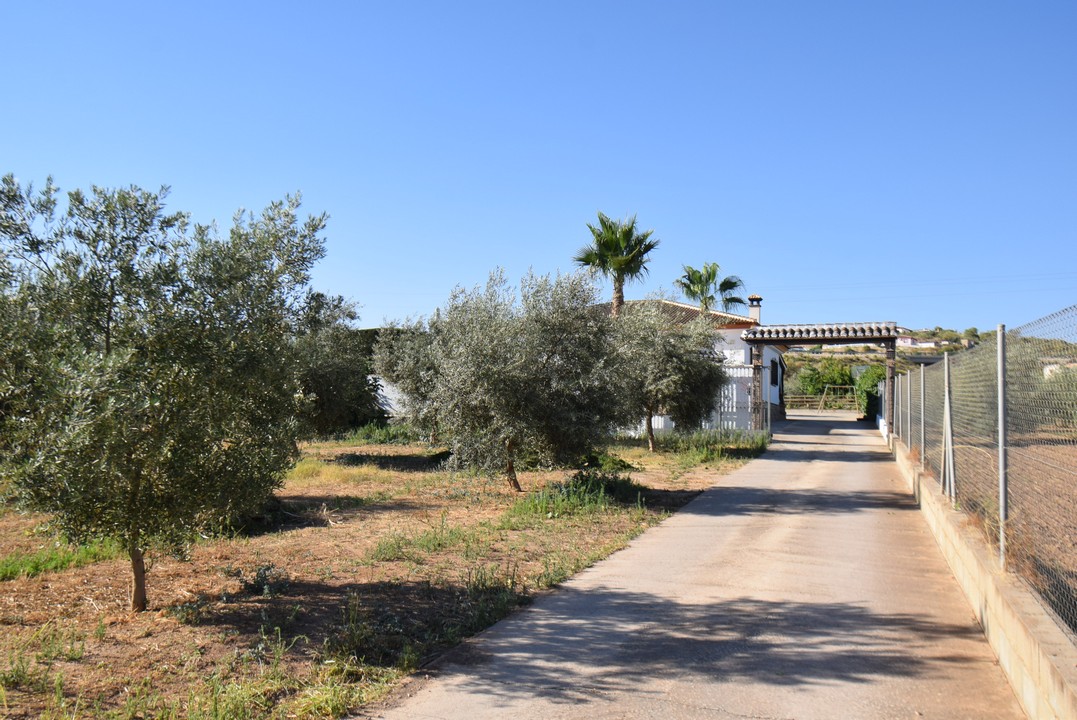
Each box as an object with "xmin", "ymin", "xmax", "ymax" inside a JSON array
[{"xmin": 3, "ymin": 1, "xmax": 1074, "ymax": 332}]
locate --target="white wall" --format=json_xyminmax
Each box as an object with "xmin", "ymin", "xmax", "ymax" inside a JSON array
[
  {"xmin": 718, "ymin": 328, "xmax": 752, "ymax": 364},
  {"xmin": 716, "ymin": 331, "xmax": 784, "ymax": 409}
]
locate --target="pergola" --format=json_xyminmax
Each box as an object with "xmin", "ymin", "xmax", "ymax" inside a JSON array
[{"xmin": 742, "ymin": 322, "xmax": 899, "ymax": 432}]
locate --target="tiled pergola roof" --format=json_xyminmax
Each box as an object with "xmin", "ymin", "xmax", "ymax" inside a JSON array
[{"xmin": 743, "ymin": 321, "xmax": 898, "ymax": 344}]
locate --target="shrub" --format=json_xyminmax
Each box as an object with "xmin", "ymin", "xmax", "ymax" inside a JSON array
[{"xmin": 854, "ymin": 365, "xmax": 887, "ymax": 417}]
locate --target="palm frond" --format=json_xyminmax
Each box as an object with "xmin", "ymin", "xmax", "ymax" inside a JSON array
[{"xmin": 678, "ymin": 262, "xmax": 747, "ymax": 313}]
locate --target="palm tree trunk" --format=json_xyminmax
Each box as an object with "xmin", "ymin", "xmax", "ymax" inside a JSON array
[{"xmin": 611, "ymin": 278, "xmax": 625, "ymax": 318}]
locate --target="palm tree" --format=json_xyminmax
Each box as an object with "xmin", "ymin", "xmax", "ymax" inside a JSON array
[
  {"xmin": 675, "ymin": 262, "xmax": 747, "ymax": 313},
  {"xmin": 573, "ymin": 212, "xmax": 660, "ymax": 317}
]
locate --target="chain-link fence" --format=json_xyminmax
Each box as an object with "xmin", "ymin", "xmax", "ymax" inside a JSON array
[{"xmin": 890, "ymin": 305, "xmax": 1077, "ymax": 636}]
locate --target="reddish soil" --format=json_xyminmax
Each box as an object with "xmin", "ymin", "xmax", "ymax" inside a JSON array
[{"xmin": 0, "ymin": 443, "xmax": 726, "ymax": 718}]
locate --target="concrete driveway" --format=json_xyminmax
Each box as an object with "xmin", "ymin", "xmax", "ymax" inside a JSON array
[{"xmin": 361, "ymin": 412, "xmax": 1024, "ymax": 719}]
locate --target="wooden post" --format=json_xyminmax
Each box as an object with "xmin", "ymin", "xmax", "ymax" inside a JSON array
[
  {"xmin": 885, "ymin": 341, "xmax": 896, "ymax": 441},
  {"xmin": 751, "ymin": 344, "xmax": 764, "ymax": 431}
]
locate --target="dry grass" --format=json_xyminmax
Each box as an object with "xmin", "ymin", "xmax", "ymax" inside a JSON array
[{"xmin": 0, "ymin": 439, "xmax": 758, "ymax": 718}]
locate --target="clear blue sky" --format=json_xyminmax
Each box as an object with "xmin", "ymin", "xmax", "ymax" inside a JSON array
[{"xmin": 3, "ymin": 1, "xmax": 1074, "ymax": 332}]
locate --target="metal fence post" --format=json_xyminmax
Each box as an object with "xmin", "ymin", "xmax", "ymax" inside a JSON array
[
  {"xmin": 998, "ymin": 324, "xmax": 1008, "ymax": 570},
  {"xmin": 919, "ymin": 363, "xmax": 925, "ymax": 466},
  {"xmin": 941, "ymin": 352, "xmax": 957, "ymax": 503},
  {"xmin": 906, "ymin": 370, "xmax": 913, "ymax": 444},
  {"xmin": 948, "ymin": 354, "xmax": 956, "ymax": 504}
]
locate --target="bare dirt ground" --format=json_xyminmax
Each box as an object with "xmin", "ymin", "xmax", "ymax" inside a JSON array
[{"xmin": 0, "ymin": 441, "xmax": 743, "ymax": 718}]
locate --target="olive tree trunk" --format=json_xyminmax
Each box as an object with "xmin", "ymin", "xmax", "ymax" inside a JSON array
[
  {"xmin": 504, "ymin": 438, "xmax": 523, "ymax": 492},
  {"xmin": 128, "ymin": 539, "xmax": 147, "ymax": 612}
]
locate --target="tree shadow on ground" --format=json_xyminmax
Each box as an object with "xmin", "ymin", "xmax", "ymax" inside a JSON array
[
  {"xmin": 637, "ymin": 488, "xmax": 704, "ymax": 510},
  {"xmin": 675, "ymin": 485, "xmax": 917, "ymax": 518},
  {"xmin": 771, "ymin": 437, "xmax": 883, "ymax": 449},
  {"xmin": 762, "ymin": 447, "xmax": 890, "ymax": 464},
  {"xmin": 169, "ymin": 577, "xmax": 987, "ymax": 702},
  {"xmin": 334, "ymin": 450, "xmax": 452, "ymax": 472},
  {"xmin": 238, "ymin": 495, "xmax": 423, "ymax": 535},
  {"xmin": 182, "ymin": 577, "xmax": 529, "ymax": 669},
  {"xmin": 417, "ymin": 585, "xmax": 987, "ymax": 704}
]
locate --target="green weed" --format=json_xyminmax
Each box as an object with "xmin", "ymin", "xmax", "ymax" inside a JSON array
[
  {"xmin": 187, "ymin": 674, "xmax": 275, "ymax": 720},
  {"xmin": 458, "ymin": 565, "xmax": 522, "ymax": 632},
  {"xmin": 345, "ymin": 422, "xmax": 418, "ymax": 445},
  {"xmin": 658, "ymin": 428, "xmax": 769, "ymax": 464},
  {"xmin": 0, "ymin": 538, "xmax": 123, "ymax": 581},
  {"xmin": 369, "ymin": 516, "xmax": 474, "ymax": 563},
  {"xmin": 0, "ymin": 649, "xmax": 51, "ymax": 692},
  {"xmin": 325, "ymin": 566, "xmax": 524, "ymax": 675},
  {"xmin": 167, "ymin": 597, "xmax": 209, "ymax": 625},
  {"xmin": 412, "ymin": 515, "xmax": 470, "ymax": 553},
  {"xmin": 290, "ymin": 661, "xmax": 399, "ymax": 719},
  {"xmin": 326, "ymin": 594, "xmax": 411, "ymax": 668},
  {"xmin": 369, "ymin": 534, "xmax": 412, "ymax": 563},
  {"xmin": 242, "ymin": 565, "xmax": 291, "ymax": 598},
  {"xmin": 247, "ymin": 626, "xmax": 299, "ymax": 678},
  {"xmin": 507, "ymin": 470, "xmax": 645, "ymax": 519},
  {"xmin": 580, "ymin": 451, "xmax": 638, "ymax": 473},
  {"xmin": 535, "ymin": 553, "xmax": 574, "ymax": 588}
]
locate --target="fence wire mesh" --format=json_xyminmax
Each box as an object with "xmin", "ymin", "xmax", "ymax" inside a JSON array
[
  {"xmin": 1005, "ymin": 308, "xmax": 1077, "ymax": 636},
  {"xmin": 910, "ymin": 369, "xmax": 922, "ymax": 459},
  {"xmin": 907, "ymin": 306, "xmax": 1077, "ymax": 635}
]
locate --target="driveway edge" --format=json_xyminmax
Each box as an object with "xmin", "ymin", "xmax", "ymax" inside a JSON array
[{"xmin": 891, "ymin": 439, "xmax": 1077, "ymax": 720}]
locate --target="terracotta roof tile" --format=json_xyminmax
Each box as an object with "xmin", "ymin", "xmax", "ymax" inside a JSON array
[{"xmin": 742, "ymin": 322, "xmax": 898, "ymax": 344}]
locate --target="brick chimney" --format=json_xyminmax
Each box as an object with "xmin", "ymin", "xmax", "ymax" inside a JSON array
[{"xmin": 748, "ymin": 294, "xmax": 762, "ymax": 323}]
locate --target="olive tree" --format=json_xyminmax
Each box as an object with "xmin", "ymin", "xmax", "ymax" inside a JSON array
[
  {"xmin": 375, "ymin": 270, "xmax": 619, "ymax": 490},
  {"xmin": 373, "ymin": 319, "xmax": 443, "ymax": 440},
  {"xmin": 0, "ymin": 175, "xmax": 325, "ymax": 610},
  {"xmin": 294, "ymin": 291, "xmax": 385, "ymax": 436},
  {"xmin": 613, "ymin": 301, "xmax": 728, "ymax": 451}
]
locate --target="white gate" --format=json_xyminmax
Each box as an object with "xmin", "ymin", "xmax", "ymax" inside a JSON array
[{"xmin": 706, "ymin": 365, "xmax": 754, "ymax": 430}]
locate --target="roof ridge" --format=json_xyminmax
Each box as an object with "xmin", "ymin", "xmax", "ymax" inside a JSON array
[{"xmin": 742, "ymin": 321, "xmax": 899, "ymax": 343}]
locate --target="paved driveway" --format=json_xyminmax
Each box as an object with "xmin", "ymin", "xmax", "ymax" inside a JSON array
[{"xmin": 361, "ymin": 413, "xmax": 1024, "ymax": 719}]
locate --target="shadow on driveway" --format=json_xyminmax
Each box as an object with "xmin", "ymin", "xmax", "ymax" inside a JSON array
[{"xmin": 432, "ymin": 586, "xmax": 985, "ymax": 705}]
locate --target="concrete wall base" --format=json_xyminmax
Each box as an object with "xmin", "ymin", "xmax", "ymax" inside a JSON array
[{"xmin": 891, "ymin": 440, "xmax": 1077, "ymax": 720}]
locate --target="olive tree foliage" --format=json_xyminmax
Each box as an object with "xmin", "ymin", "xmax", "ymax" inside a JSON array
[
  {"xmin": 613, "ymin": 302, "xmax": 728, "ymax": 451},
  {"xmin": 0, "ymin": 246, "xmax": 48, "ymax": 478},
  {"xmin": 294, "ymin": 291, "xmax": 385, "ymax": 436},
  {"xmin": 375, "ymin": 270, "xmax": 620, "ymax": 490},
  {"xmin": 373, "ymin": 319, "xmax": 442, "ymax": 440},
  {"xmin": 0, "ymin": 175, "xmax": 325, "ymax": 610}
]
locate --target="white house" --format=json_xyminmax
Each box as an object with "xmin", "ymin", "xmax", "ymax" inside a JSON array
[
  {"xmin": 627, "ymin": 295, "xmax": 785, "ymax": 433},
  {"xmin": 897, "ymin": 335, "xmax": 939, "ymax": 349}
]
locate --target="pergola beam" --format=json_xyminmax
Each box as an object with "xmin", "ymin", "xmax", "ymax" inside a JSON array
[{"xmin": 742, "ymin": 322, "xmax": 899, "ymax": 434}]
